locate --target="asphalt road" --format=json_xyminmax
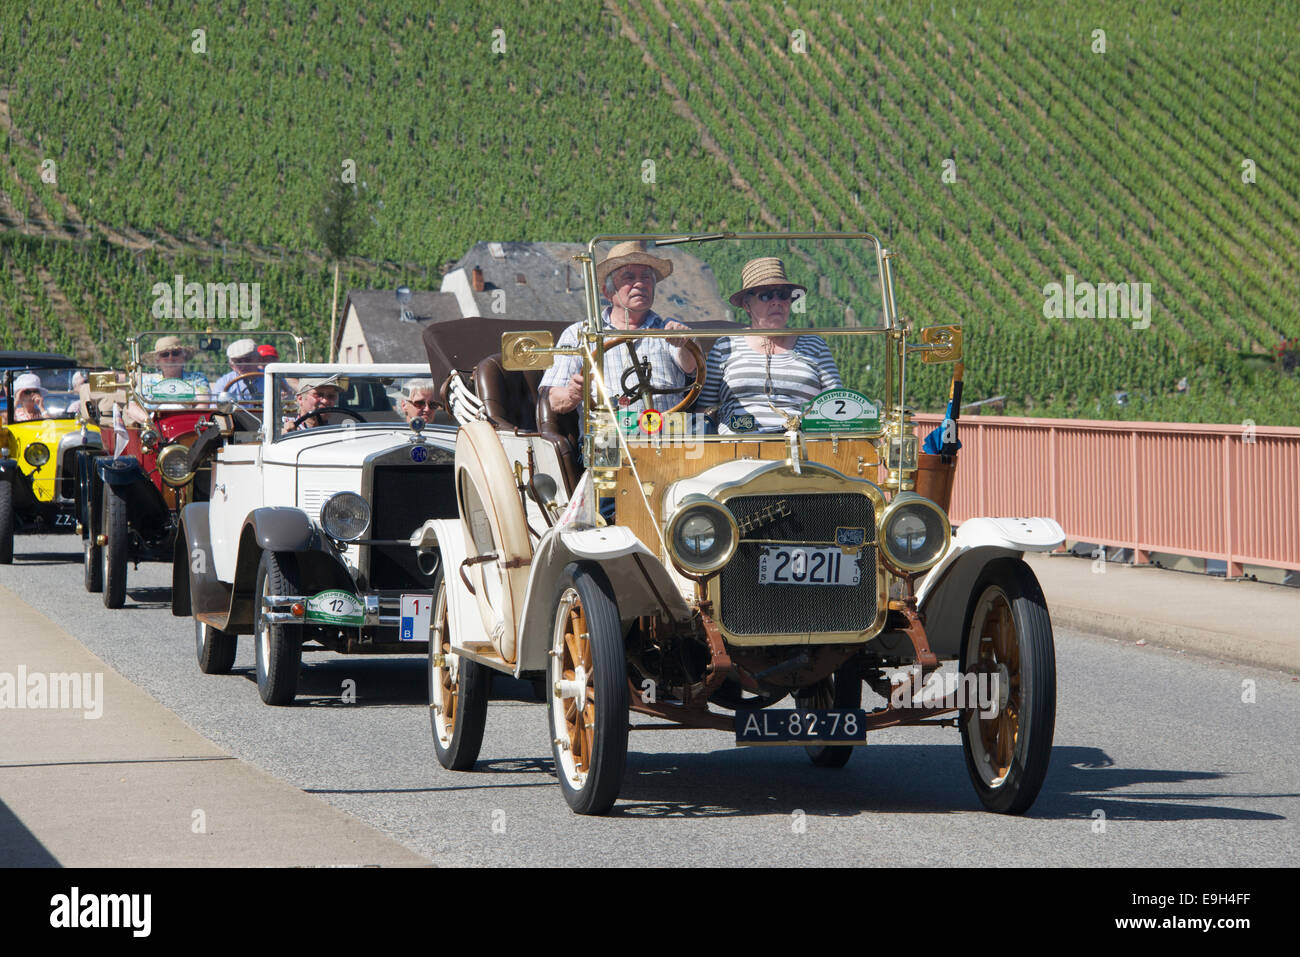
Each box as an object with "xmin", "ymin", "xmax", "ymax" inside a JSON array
[{"xmin": 3, "ymin": 532, "xmax": 1297, "ymax": 866}]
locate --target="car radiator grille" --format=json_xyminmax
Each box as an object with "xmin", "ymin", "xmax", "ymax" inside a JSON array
[
  {"xmin": 368, "ymin": 464, "xmax": 457, "ymax": 590},
  {"xmin": 717, "ymin": 492, "xmax": 877, "ymax": 637}
]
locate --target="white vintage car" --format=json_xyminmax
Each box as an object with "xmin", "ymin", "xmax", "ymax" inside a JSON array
[
  {"xmin": 414, "ymin": 233, "xmax": 1065, "ymax": 816},
  {"xmin": 172, "ymin": 363, "xmax": 457, "ymax": 705}
]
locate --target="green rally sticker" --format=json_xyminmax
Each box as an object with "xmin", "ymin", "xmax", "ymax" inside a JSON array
[
  {"xmin": 304, "ymin": 589, "xmax": 365, "ymax": 626},
  {"xmin": 149, "ymin": 377, "xmax": 197, "ymax": 400},
  {"xmin": 801, "ymin": 389, "xmax": 881, "ymax": 432}
]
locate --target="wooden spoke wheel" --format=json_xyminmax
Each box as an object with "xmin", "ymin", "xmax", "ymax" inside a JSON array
[
  {"xmin": 547, "ymin": 562, "xmax": 628, "ymax": 815},
  {"xmin": 959, "ymin": 558, "xmax": 1056, "ymax": 814},
  {"xmin": 429, "ymin": 575, "xmax": 489, "ymax": 771}
]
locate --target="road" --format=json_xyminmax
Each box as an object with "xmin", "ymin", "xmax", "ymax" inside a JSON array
[{"xmin": 2, "ymin": 533, "xmax": 1297, "ymax": 866}]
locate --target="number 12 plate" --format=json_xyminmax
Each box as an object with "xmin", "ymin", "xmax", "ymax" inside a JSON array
[{"xmin": 735, "ymin": 709, "xmax": 869, "ymax": 745}]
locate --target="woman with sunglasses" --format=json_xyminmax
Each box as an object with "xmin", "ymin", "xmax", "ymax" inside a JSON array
[
  {"xmin": 139, "ymin": 335, "xmax": 212, "ymax": 399},
  {"xmin": 697, "ymin": 257, "xmax": 841, "ymax": 434}
]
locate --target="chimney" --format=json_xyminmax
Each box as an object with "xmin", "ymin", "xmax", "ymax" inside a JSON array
[{"xmin": 471, "ymin": 266, "xmax": 485, "ymax": 291}]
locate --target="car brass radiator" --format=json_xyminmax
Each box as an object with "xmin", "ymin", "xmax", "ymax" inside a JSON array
[{"xmin": 718, "ymin": 492, "xmax": 877, "ymax": 636}]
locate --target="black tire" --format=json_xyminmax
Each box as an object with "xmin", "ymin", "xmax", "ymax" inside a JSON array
[
  {"xmin": 546, "ymin": 562, "xmax": 629, "ymax": 815},
  {"xmin": 0, "ymin": 479, "xmax": 14, "ymax": 564},
  {"xmin": 794, "ymin": 661, "xmax": 862, "ymax": 769},
  {"xmin": 958, "ymin": 558, "xmax": 1056, "ymax": 815},
  {"xmin": 101, "ymin": 482, "xmax": 128, "ymax": 609},
  {"xmin": 196, "ymin": 618, "xmax": 237, "ymax": 675},
  {"xmin": 253, "ymin": 551, "xmax": 304, "ymax": 705},
  {"xmin": 83, "ymin": 534, "xmax": 103, "ymax": 592},
  {"xmin": 429, "ymin": 575, "xmax": 490, "ymax": 770}
]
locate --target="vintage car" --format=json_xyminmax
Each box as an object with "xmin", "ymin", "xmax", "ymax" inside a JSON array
[
  {"xmin": 414, "ymin": 232, "xmax": 1064, "ymax": 816},
  {"xmin": 0, "ymin": 363, "xmax": 103, "ymax": 563},
  {"xmin": 77, "ymin": 330, "xmax": 304, "ymax": 608},
  {"xmin": 172, "ymin": 362, "xmax": 457, "ymax": 705}
]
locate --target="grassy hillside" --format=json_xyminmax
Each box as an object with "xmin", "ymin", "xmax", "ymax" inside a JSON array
[{"xmin": 2, "ymin": 0, "xmax": 1297, "ymax": 423}]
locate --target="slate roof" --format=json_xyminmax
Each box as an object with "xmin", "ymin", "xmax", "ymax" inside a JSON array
[{"xmin": 339, "ymin": 289, "xmax": 462, "ymax": 363}]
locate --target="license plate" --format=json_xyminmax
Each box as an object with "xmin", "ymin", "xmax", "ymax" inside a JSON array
[
  {"xmin": 53, "ymin": 513, "xmax": 76, "ymax": 527},
  {"xmin": 758, "ymin": 546, "xmax": 860, "ymax": 585},
  {"xmin": 735, "ymin": 709, "xmax": 869, "ymax": 745}
]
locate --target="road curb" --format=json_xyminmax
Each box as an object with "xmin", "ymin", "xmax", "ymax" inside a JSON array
[{"xmin": 1049, "ymin": 601, "xmax": 1299, "ymax": 674}]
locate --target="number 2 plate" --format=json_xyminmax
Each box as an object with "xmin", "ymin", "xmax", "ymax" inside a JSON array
[
  {"xmin": 758, "ymin": 546, "xmax": 860, "ymax": 586},
  {"xmin": 735, "ymin": 709, "xmax": 869, "ymax": 745}
]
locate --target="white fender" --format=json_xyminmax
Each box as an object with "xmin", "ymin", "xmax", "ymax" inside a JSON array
[
  {"xmin": 913, "ymin": 516, "xmax": 1064, "ymax": 659},
  {"xmin": 410, "ymin": 519, "xmax": 493, "ymax": 655},
  {"xmin": 512, "ymin": 525, "xmax": 693, "ymax": 675},
  {"xmin": 455, "ymin": 420, "xmax": 533, "ymax": 664}
]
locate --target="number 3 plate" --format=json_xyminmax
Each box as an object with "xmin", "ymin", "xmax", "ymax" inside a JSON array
[{"xmin": 735, "ymin": 709, "xmax": 869, "ymax": 745}]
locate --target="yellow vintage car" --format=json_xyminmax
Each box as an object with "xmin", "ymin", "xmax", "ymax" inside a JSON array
[{"xmin": 0, "ymin": 365, "xmax": 103, "ymax": 563}]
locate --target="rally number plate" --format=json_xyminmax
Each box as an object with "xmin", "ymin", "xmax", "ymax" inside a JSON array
[
  {"xmin": 735, "ymin": 709, "xmax": 869, "ymax": 745},
  {"xmin": 758, "ymin": 546, "xmax": 860, "ymax": 586}
]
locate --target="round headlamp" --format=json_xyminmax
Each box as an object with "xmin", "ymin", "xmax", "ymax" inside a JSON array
[
  {"xmin": 23, "ymin": 442, "xmax": 51, "ymax": 468},
  {"xmin": 665, "ymin": 496, "xmax": 738, "ymax": 577},
  {"xmin": 157, "ymin": 443, "xmax": 195, "ymax": 485},
  {"xmin": 879, "ymin": 492, "xmax": 951, "ymax": 573},
  {"xmin": 321, "ymin": 491, "xmax": 371, "ymax": 542}
]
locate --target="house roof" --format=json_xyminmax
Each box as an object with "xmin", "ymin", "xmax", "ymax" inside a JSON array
[
  {"xmin": 340, "ymin": 289, "xmax": 463, "ymax": 363},
  {"xmin": 448, "ymin": 241, "xmax": 732, "ymax": 328}
]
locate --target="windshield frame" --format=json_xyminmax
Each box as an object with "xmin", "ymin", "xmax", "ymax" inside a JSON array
[{"xmin": 263, "ymin": 362, "xmax": 440, "ymax": 443}]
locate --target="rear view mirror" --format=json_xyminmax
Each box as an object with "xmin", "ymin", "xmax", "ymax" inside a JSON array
[{"xmin": 501, "ymin": 331, "xmax": 555, "ymax": 371}]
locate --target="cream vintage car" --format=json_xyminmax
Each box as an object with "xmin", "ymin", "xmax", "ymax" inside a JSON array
[
  {"xmin": 413, "ymin": 233, "xmax": 1064, "ymax": 815},
  {"xmin": 173, "ymin": 363, "xmax": 456, "ymax": 705}
]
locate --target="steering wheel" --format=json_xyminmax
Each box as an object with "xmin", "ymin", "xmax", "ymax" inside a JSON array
[
  {"xmin": 290, "ymin": 406, "xmax": 366, "ymax": 430},
  {"xmin": 605, "ymin": 334, "xmax": 706, "ymax": 415},
  {"xmin": 218, "ymin": 371, "xmax": 266, "ymax": 409}
]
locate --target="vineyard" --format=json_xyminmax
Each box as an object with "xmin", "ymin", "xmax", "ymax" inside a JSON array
[{"xmin": 1, "ymin": 0, "xmax": 1297, "ymax": 424}]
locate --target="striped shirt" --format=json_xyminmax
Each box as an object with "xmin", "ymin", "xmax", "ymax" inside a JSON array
[
  {"xmin": 698, "ymin": 335, "xmax": 842, "ymax": 434},
  {"xmin": 540, "ymin": 307, "xmax": 691, "ymax": 416}
]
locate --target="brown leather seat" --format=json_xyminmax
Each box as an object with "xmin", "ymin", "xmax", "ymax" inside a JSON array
[
  {"xmin": 472, "ymin": 355, "xmax": 581, "ymax": 494},
  {"xmin": 536, "ymin": 386, "xmax": 581, "ymax": 494},
  {"xmin": 472, "ymin": 354, "xmax": 543, "ymax": 431}
]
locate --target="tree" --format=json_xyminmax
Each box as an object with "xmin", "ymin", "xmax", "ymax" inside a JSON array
[{"xmin": 312, "ymin": 174, "xmax": 370, "ymax": 361}]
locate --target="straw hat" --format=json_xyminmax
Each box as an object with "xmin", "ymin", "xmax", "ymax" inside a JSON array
[
  {"xmin": 595, "ymin": 241, "xmax": 674, "ymax": 289},
  {"xmin": 728, "ymin": 257, "xmax": 807, "ymax": 307},
  {"xmin": 142, "ymin": 335, "xmax": 196, "ymax": 363}
]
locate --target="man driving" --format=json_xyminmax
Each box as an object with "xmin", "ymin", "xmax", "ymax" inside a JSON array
[
  {"xmin": 541, "ymin": 241, "xmax": 697, "ymax": 418},
  {"xmin": 286, "ymin": 375, "xmax": 347, "ymax": 431}
]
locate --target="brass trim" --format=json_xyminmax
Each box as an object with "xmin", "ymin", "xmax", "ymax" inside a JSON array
[
  {"xmin": 704, "ymin": 461, "xmax": 889, "ymax": 646},
  {"xmin": 501, "ymin": 330, "xmax": 559, "ymax": 370},
  {"xmin": 878, "ymin": 492, "xmax": 952, "ymax": 574},
  {"xmin": 664, "ymin": 498, "xmax": 739, "ymax": 578},
  {"xmin": 916, "ymin": 325, "xmax": 963, "ymax": 363}
]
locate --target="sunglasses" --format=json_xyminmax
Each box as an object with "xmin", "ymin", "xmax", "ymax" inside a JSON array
[
  {"xmin": 406, "ymin": 399, "xmax": 433, "ymax": 408},
  {"xmin": 156, "ymin": 349, "xmax": 187, "ymax": 358},
  {"xmin": 749, "ymin": 287, "xmax": 794, "ymax": 302}
]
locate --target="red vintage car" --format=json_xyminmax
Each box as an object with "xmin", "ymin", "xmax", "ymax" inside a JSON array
[{"xmin": 78, "ymin": 331, "xmax": 304, "ymax": 607}]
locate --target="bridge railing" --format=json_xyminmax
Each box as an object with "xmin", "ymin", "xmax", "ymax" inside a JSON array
[{"xmin": 913, "ymin": 414, "xmax": 1300, "ymax": 576}]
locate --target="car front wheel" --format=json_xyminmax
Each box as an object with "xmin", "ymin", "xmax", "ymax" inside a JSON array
[
  {"xmin": 547, "ymin": 562, "xmax": 628, "ymax": 816},
  {"xmin": 101, "ymin": 482, "xmax": 129, "ymax": 608},
  {"xmin": 794, "ymin": 661, "xmax": 862, "ymax": 769},
  {"xmin": 254, "ymin": 551, "xmax": 304, "ymax": 705},
  {"xmin": 959, "ymin": 558, "xmax": 1056, "ymax": 814},
  {"xmin": 429, "ymin": 575, "xmax": 490, "ymax": 770},
  {"xmin": 0, "ymin": 479, "xmax": 14, "ymax": 564}
]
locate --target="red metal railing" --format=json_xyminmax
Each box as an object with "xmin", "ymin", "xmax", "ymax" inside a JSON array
[{"xmin": 913, "ymin": 414, "xmax": 1300, "ymax": 576}]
